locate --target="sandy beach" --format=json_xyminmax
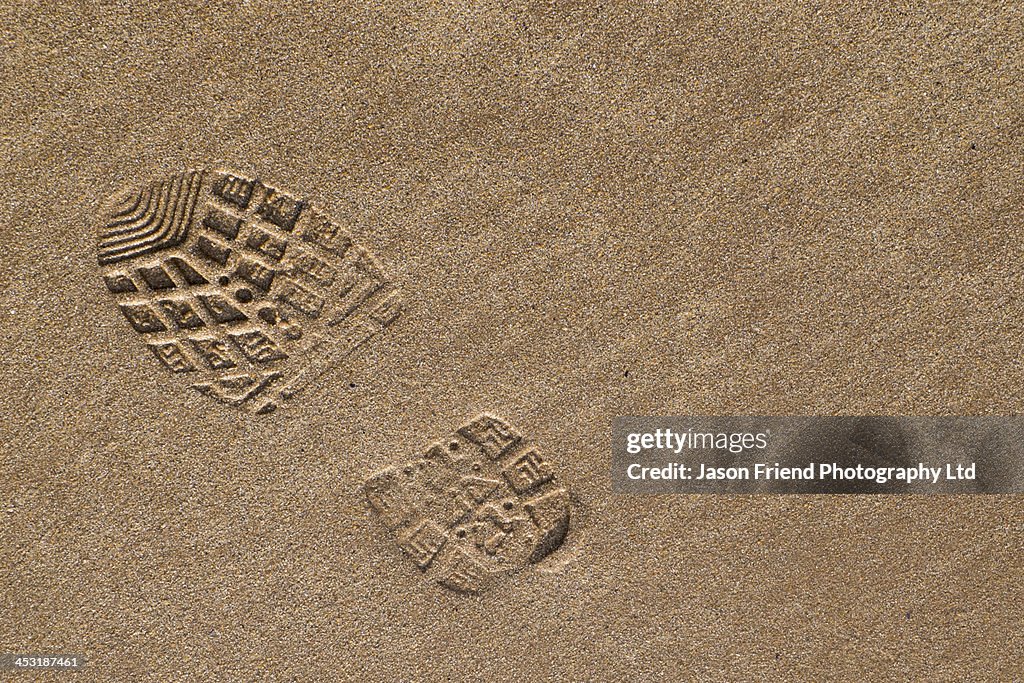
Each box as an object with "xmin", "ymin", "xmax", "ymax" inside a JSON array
[{"xmin": 1, "ymin": 2, "xmax": 1022, "ymax": 679}]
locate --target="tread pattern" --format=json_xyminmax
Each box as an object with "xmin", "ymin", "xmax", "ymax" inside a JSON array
[
  {"xmin": 98, "ymin": 170, "xmax": 205, "ymax": 265},
  {"xmin": 364, "ymin": 415, "xmax": 571, "ymax": 594},
  {"xmin": 97, "ymin": 168, "xmax": 403, "ymax": 413}
]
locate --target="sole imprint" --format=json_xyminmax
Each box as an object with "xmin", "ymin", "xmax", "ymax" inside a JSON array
[
  {"xmin": 364, "ymin": 414, "xmax": 572, "ymax": 594},
  {"xmin": 97, "ymin": 168, "xmax": 402, "ymax": 414}
]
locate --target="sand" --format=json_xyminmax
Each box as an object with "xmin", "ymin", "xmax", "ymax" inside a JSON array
[{"xmin": 1, "ymin": 1, "xmax": 1022, "ymax": 680}]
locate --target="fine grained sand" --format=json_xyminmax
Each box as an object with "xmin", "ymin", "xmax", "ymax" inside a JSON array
[{"xmin": 1, "ymin": 2, "xmax": 1022, "ymax": 680}]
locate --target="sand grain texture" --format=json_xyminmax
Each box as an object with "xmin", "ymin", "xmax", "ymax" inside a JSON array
[{"xmin": 1, "ymin": 1, "xmax": 1022, "ymax": 680}]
